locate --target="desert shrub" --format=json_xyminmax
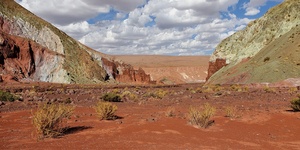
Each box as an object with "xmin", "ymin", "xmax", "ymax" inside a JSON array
[
  {"xmin": 94, "ymin": 101, "xmax": 118, "ymax": 120},
  {"xmin": 64, "ymin": 98, "xmax": 72, "ymax": 104},
  {"xmin": 203, "ymin": 85, "xmax": 223, "ymax": 93},
  {"xmin": 224, "ymin": 106, "xmax": 239, "ymax": 119},
  {"xmin": 102, "ymin": 92, "xmax": 122, "ymax": 102},
  {"xmin": 0, "ymin": 90, "xmax": 19, "ymax": 102},
  {"xmin": 32, "ymin": 103, "xmax": 74, "ymax": 139},
  {"xmin": 263, "ymin": 87, "xmax": 276, "ymax": 93},
  {"xmin": 288, "ymin": 87, "xmax": 298, "ymax": 94},
  {"xmin": 188, "ymin": 103, "xmax": 216, "ymax": 128},
  {"xmin": 121, "ymin": 91, "xmax": 137, "ymax": 101},
  {"xmin": 149, "ymin": 89, "xmax": 168, "ymax": 99},
  {"xmin": 290, "ymin": 95, "xmax": 300, "ymax": 111},
  {"xmin": 165, "ymin": 107, "xmax": 176, "ymax": 117}
]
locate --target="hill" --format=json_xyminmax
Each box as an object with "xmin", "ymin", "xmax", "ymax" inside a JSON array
[
  {"xmin": 206, "ymin": 0, "xmax": 300, "ymax": 85},
  {"xmin": 0, "ymin": 0, "xmax": 150, "ymax": 84}
]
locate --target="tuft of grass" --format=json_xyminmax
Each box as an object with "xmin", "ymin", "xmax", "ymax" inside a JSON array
[
  {"xmin": 290, "ymin": 95, "xmax": 300, "ymax": 111},
  {"xmin": 188, "ymin": 103, "xmax": 216, "ymax": 128},
  {"xmin": 94, "ymin": 101, "xmax": 118, "ymax": 120},
  {"xmin": 148, "ymin": 89, "xmax": 168, "ymax": 99},
  {"xmin": 263, "ymin": 87, "xmax": 276, "ymax": 93},
  {"xmin": 165, "ymin": 107, "xmax": 176, "ymax": 117},
  {"xmin": 224, "ymin": 106, "xmax": 239, "ymax": 119},
  {"xmin": 32, "ymin": 103, "xmax": 74, "ymax": 139},
  {"xmin": 102, "ymin": 92, "xmax": 122, "ymax": 102},
  {"xmin": 0, "ymin": 90, "xmax": 19, "ymax": 102},
  {"xmin": 121, "ymin": 91, "xmax": 138, "ymax": 101}
]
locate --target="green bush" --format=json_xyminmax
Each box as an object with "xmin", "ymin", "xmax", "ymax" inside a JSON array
[
  {"xmin": 32, "ymin": 103, "xmax": 74, "ymax": 139},
  {"xmin": 102, "ymin": 92, "xmax": 122, "ymax": 102},
  {"xmin": 188, "ymin": 103, "xmax": 216, "ymax": 128},
  {"xmin": 0, "ymin": 90, "xmax": 19, "ymax": 102},
  {"xmin": 291, "ymin": 95, "xmax": 300, "ymax": 111},
  {"xmin": 94, "ymin": 101, "xmax": 118, "ymax": 120}
]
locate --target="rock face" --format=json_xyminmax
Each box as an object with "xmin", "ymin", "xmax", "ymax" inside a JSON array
[
  {"xmin": 206, "ymin": 59, "xmax": 226, "ymax": 81},
  {"xmin": 0, "ymin": 0, "xmax": 151, "ymax": 84},
  {"xmin": 101, "ymin": 57, "xmax": 151, "ymax": 83},
  {"xmin": 206, "ymin": 0, "xmax": 300, "ymax": 84}
]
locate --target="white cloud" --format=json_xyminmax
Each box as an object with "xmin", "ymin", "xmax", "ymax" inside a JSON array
[
  {"xmin": 244, "ymin": 7, "xmax": 260, "ymax": 16},
  {"xmin": 243, "ymin": 0, "xmax": 284, "ymax": 16},
  {"xmin": 17, "ymin": 0, "xmax": 264, "ymax": 55},
  {"xmin": 18, "ymin": 0, "xmax": 146, "ymax": 25}
]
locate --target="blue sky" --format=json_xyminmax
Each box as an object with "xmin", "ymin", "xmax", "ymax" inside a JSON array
[{"xmin": 17, "ymin": 0, "xmax": 283, "ymax": 55}]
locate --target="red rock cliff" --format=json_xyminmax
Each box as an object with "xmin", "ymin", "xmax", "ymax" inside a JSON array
[
  {"xmin": 101, "ymin": 58, "xmax": 151, "ymax": 84},
  {"xmin": 0, "ymin": 31, "xmax": 63, "ymax": 82},
  {"xmin": 206, "ymin": 59, "xmax": 227, "ymax": 81}
]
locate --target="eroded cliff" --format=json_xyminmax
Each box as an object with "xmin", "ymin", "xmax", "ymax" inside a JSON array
[{"xmin": 0, "ymin": 0, "xmax": 151, "ymax": 84}]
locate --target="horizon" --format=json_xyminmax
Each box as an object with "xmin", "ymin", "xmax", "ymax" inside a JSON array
[{"xmin": 17, "ymin": 0, "xmax": 283, "ymax": 56}]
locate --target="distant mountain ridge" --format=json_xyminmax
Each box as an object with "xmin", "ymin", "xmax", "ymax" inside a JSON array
[
  {"xmin": 206, "ymin": 0, "xmax": 300, "ymax": 84},
  {"xmin": 0, "ymin": 0, "xmax": 150, "ymax": 84}
]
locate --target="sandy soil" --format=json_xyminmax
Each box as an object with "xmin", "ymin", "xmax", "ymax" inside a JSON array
[
  {"xmin": 1, "ymin": 82, "xmax": 300, "ymax": 150},
  {"xmin": 114, "ymin": 55, "xmax": 210, "ymax": 84}
]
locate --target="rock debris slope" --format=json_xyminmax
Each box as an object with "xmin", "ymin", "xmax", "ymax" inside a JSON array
[
  {"xmin": 206, "ymin": 0, "xmax": 300, "ymax": 84},
  {"xmin": 0, "ymin": 0, "xmax": 150, "ymax": 84}
]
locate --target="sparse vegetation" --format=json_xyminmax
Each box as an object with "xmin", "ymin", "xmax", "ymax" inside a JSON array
[
  {"xmin": 263, "ymin": 87, "xmax": 276, "ymax": 93},
  {"xmin": 32, "ymin": 103, "xmax": 74, "ymax": 139},
  {"xmin": 188, "ymin": 103, "xmax": 216, "ymax": 128},
  {"xmin": 165, "ymin": 107, "xmax": 176, "ymax": 117},
  {"xmin": 290, "ymin": 95, "xmax": 300, "ymax": 111},
  {"xmin": 224, "ymin": 106, "xmax": 239, "ymax": 119},
  {"xmin": 102, "ymin": 92, "xmax": 122, "ymax": 102},
  {"xmin": 121, "ymin": 91, "xmax": 138, "ymax": 101},
  {"xmin": 0, "ymin": 90, "xmax": 19, "ymax": 102},
  {"xmin": 145, "ymin": 89, "xmax": 168, "ymax": 99},
  {"xmin": 94, "ymin": 101, "xmax": 118, "ymax": 120}
]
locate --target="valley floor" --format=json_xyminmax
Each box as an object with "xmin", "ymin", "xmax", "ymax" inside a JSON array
[{"xmin": 0, "ymin": 82, "xmax": 300, "ymax": 149}]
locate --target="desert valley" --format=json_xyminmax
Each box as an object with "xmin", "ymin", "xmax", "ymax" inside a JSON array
[{"xmin": 1, "ymin": 0, "xmax": 300, "ymax": 149}]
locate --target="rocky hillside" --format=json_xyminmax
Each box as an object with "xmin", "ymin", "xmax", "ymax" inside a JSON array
[
  {"xmin": 0, "ymin": 0, "xmax": 150, "ymax": 84},
  {"xmin": 206, "ymin": 0, "xmax": 300, "ymax": 84}
]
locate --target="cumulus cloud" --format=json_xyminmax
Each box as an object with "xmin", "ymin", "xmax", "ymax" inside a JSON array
[
  {"xmin": 16, "ymin": 0, "xmax": 280, "ymax": 55},
  {"xmin": 243, "ymin": 0, "xmax": 283, "ymax": 16},
  {"xmin": 18, "ymin": 0, "xmax": 146, "ymax": 25}
]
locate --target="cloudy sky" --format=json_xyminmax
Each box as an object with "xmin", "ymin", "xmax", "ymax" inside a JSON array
[{"xmin": 16, "ymin": 0, "xmax": 283, "ymax": 55}]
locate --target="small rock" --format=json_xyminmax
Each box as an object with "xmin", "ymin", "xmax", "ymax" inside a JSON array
[{"xmin": 0, "ymin": 101, "xmax": 5, "ymax": 106}]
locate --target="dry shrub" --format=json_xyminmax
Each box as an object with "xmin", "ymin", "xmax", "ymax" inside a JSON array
[
  {"xmin": 94, "ymin": 101, "xmax": 118, "ymax": 120},
  {"xmin": 102, "ymin": 92, "xmax": 122, "ymax": 102},
  {"xmin": 32, "ymin": 103, "xmax": 74, "ymax": 139},
  {"xmin": 165, "ymin": 107, "xmax": 176, "ymax": 117},
  {"xmin": 151, "ymin": 89, "xmax": 168, "ymax": 99},
  {"xmin": 188, "ymin": 103, "xmax": 216, "ymax": 128},
  {"xmin": 121, "ymin": 91, "xmax": 137, "ymax": 101},
  {"xmin": 224, "ymin": 106, "xmax": 239, "ymax": 119},
  {"xmin": 288, "ymin": 87, "xmax": 298, "ymax": 94},
  {"xmin": 291, "ymin": 95, "xmax": 300, "ymax": 111},
  {"xmin": 263, "ymin": 87, "xmax": 276, "ymax": 93}
]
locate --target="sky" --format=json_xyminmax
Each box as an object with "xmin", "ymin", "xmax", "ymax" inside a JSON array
[{"xmin": 16, "ymin": 0, "xmax": 284, "ymax": 56}]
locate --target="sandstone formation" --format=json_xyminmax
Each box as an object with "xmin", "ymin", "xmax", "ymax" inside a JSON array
[
  {"xmin": 206, "ymin": 0, "xmax": 300, "ymax": 84},
  {"xmin": 0, "ymin": 0, "xmax": 150, "ymax": 84}
]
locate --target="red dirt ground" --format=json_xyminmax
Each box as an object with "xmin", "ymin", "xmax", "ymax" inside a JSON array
[{"xmin": 1, "ymin": 82, "xmax": 300, "ymax": 150}]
